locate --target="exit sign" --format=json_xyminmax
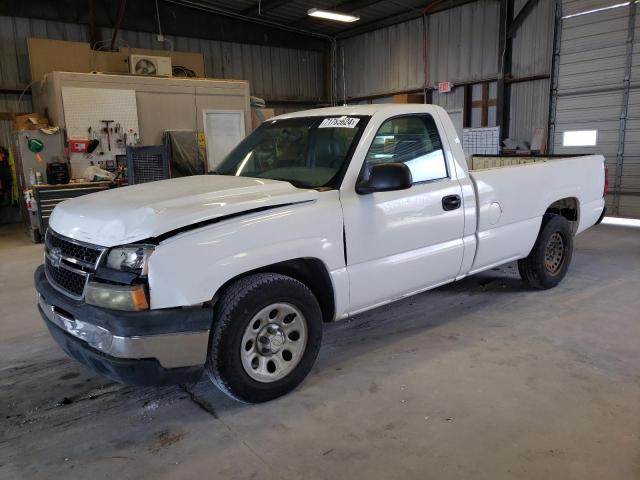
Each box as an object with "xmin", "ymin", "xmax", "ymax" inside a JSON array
[{"xmin": 438, "ymin": 82, "xmax": 453, "ymax": 93}]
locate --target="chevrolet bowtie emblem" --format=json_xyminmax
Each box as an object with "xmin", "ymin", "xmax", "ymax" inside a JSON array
[{"xmin": 49, "ymin": 247, "xmax": 63, "ymax": 268}]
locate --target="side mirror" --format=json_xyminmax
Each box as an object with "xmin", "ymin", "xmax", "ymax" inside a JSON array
[{"xmin": 356, "ymin": 162, "xmax": 413, "ymax": 195}]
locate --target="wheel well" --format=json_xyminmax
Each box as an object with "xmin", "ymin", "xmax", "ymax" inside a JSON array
[
  {"xmin": 214, "ymin": 258, "xmax": 336, "ymax": 323},
  {"xmin": 545, "ymin": 197, "xmax": 579, "ymax": 233}
]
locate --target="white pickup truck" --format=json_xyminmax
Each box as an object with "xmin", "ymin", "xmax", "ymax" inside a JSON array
[{"xmin": 35, "ymin": 105, "xmax": 606, "ymax": 403}]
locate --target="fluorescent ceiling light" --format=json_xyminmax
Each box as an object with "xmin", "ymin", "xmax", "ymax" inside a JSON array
[
  {"xmin": 563, "ymin": 2, "xmax": 630, "ymax": 19},
  {"xmin": 307, "ymin": 8, "xmax": 360, "ymax": 22}
]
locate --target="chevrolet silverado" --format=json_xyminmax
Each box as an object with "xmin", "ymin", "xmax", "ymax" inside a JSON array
[{"xmin": 35, "ymin": 105, "xmax": 607, "ymax": 403}]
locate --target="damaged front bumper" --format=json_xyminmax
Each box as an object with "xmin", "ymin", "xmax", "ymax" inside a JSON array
[{"xmin": 35, "ymin": 265, "xmax": 211, "ymax": 385}]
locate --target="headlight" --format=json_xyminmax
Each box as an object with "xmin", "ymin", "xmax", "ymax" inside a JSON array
[
  {"xmin": 105, "ymin": 245, "xmax": 154, "ymax": 275},
  {"xmin": 85, "ymin": 282, "xmax": 149, "ymax": 311}
]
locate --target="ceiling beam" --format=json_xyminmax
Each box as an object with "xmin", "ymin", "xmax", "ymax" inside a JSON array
[
  {"xmin": 497, "ymin": 0, "xmax": 515, "ymax": 140},
  {"xmin": 507, "ymin": 0, "xmax": 541, "ymax": 38},
  {"xmin": 241, "ymin": 0, "xmax": 292, "ymax": 16}
]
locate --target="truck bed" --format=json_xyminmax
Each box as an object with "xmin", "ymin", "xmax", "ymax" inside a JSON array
[
  {"xmin": 467, "ymin": 155, "xmax": 584, "ymax": 171},
  {"xmin": 464, "ymin": 153, "xmax": 605, "ymax": 276}
]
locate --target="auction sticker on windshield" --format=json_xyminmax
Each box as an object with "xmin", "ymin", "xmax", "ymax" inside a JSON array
[{"xmin": 319, "ymin": 117, "xmax": 360, "ymax": 128}]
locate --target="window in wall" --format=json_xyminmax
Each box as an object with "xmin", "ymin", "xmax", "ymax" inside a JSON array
[
  {"xmin": 562, "ymin": 130, "xmax": 598, "ymax": 147},
  {"xmin": 364, "ymin": 114, "xmax": 448, "ymax": 183},
  {"xmin": 464, "ymin": 81, "xmax": 498, "ymax": 128}
]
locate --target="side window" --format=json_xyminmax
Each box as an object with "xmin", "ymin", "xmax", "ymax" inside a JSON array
[{"xmin": 364, "ymin": 114, "xmax": 448, "ymax": 183}]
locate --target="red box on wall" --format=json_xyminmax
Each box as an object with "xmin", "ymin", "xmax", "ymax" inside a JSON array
[{"xmin": 68, "ymin": 138, "xmax": 90, "ymax": 153}]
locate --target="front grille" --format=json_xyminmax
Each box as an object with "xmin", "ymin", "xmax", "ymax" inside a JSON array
[
  {"xmin": 44, "ymin": 230, "xmax": 106, "ymax": 299},
  {"xmin": 45, "ymin": 256, "xmax": 87, "ymax": 297},
  {"xmin": 46, "ymin": 231, "xmax": 103, "ymax": 265}
]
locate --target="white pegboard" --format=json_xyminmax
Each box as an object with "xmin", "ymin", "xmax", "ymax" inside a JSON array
[{"xmin": 61, "ymin": 86, "xmax": 140, "ymax": 178}]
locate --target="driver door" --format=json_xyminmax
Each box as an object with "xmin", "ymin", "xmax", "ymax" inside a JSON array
[{"xmin": 340, "ymin": 113, "xmax": 466, "ymax": 313}]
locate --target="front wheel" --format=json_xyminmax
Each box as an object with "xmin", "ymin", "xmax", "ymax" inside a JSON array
[
  {"xmin": 518, "ymin": 213, "xmax": 573, "ymax": 289},
  {"xmin": 206, "ymin": 273, "xmax": 323, "ymax": 403}
]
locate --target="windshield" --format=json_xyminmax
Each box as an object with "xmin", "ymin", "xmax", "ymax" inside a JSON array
[{"xmin": 215, "ymin": 115, "xmax": 368, "ymax": 188}]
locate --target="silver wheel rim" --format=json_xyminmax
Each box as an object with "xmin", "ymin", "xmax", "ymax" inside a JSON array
[
  {"xmin": 240, "ymin": 303, "xmax": 308, "ymax": 383},
  {"xmin": 544, "ymin": 232, "xmax": 565, "ymax": 275}
]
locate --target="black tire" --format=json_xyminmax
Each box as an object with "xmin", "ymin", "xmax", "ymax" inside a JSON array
[
  {"xmin": 518, "ymin": 213, "xmax": 573, "ymax": 290},
  {"xmin": 206, "ymin": 273, "xmax": 323, "ymax": 403}
]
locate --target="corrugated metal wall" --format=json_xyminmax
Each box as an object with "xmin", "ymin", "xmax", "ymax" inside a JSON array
[
  {"xmin": 339, "ymin": 17, "xmax": 425, "ymax": 99},
  {"xmin": 339, "ymin": 0, "xmax": 555, "ymax": 146},
  {"xmin": 551, "ymin": 1, "xmax": 639, "ymax": 218},
  {"xmin": 339, "ymin": 0, "xmax": 501, "ymax": 100},
  {"xmin": 512, "ymin": 0, "xmax": 554, "ymax": 77},
  {"xmin": 509, "ymin": 0, "xmax": 554, "ymax": 143},
  {"xmin": 623, "ymin": 10, "xmax": 640, "ymax": 217},
  {"xmin": 509, "ymin": 79, "xmax": 551, "ymax": 141},
  {"xmin": 426, "ymin": 0, "xmax": 501, "ymax": 86},
  {"xmin": 432, "ymin": 88, "xmax": 465, "ymax": 111}
]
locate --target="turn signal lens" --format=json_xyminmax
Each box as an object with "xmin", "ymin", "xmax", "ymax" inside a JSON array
[{"xmin": 130, "ymin": 286, "xmax": 149, "ymax": 310}]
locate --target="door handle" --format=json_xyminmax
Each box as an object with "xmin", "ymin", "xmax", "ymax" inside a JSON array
[{"xmin": 442, "ymin": 194, "xmax": 461, "ymax": 211}]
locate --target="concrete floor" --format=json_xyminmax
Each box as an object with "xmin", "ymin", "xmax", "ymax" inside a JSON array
[{"xmin": 1, "ymin": 221, "xmax": 639, "ymax": 480}]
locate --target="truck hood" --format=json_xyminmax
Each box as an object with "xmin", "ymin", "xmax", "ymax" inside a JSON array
[{"xmin": 48, "ymin": 175, "xmax": 318, "ymax": 247}]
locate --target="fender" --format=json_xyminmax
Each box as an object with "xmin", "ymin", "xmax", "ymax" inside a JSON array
[{"xmin": 147, "ymin": 191, "xmax": 349, "ymax": 315}]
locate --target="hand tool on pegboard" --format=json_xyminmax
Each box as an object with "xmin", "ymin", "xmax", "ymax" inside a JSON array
[{"xmin": 101, "ymin": 120, "xmax": 114, "ymax": 151}]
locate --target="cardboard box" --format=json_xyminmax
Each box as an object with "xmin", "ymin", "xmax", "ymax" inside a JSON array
[
  {"xmin": 27, "ymin": 38, "xmax": 91, "ymax": 84},
  {"xmin": 392, "ymin": 93, "xmax": 425, "ymax": 104},
  {"xmin": 13, "ymin": 113, "xmax": 49, "ymax": 131},
  {"xmin": 93, "ymin": 51, "xmax": 130, "ymax": 74},
  {"xmin": 252, "ymin": 108, "xmax": 275, "ymax": 129},
  {"xmin": 26, "ymin": 37, "xmax": 206, "ymax": 82},
  {"xmin": 530, "ymin": 127, "xmax": 547, "ymax": 153}
]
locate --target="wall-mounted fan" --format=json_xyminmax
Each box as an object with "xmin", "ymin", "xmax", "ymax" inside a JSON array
[
  {"xmin": 128, "ymin": 55, "xmax": 172, "ymax": 76},
  {"xmin": 135, "ymin": 58, "xmax": 157, "ymax": 75}
]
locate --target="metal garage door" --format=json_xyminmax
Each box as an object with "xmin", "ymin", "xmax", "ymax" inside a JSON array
[{"xmin": 550, "ymin": 0, "xmax": 640, "ymax": 218}]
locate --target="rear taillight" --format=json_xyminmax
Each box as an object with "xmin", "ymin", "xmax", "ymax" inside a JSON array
[{"xmin": 603, "ymin": 164, "xmax": 609, "ymax": 197}]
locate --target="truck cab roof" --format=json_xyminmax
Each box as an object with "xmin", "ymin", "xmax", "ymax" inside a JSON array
[{"xmin": 272, "ymin": 103, "xmax": 447, "ymax": 121}]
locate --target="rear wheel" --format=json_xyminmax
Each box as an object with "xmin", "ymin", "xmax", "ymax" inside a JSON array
[
  {"xmin": 518, "ymin": 214, "xmax": 573, "ymax": 289},
  {"xmin": 206, "ymin": 273, "xmax": 323, "ymax": 403}
]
